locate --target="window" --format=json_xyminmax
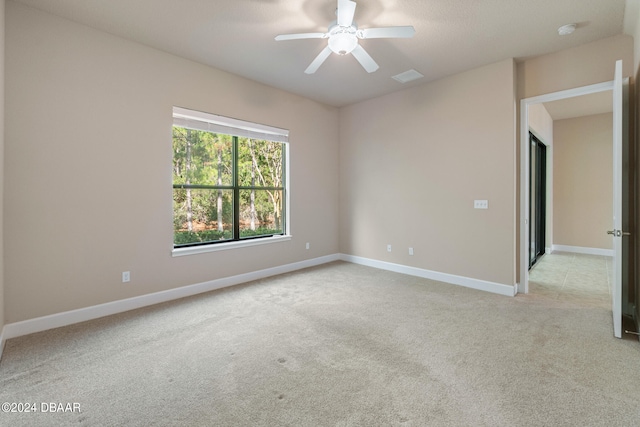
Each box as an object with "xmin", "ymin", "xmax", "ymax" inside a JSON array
[{"xmin": 172, "ymin": 107, "xmax": 289, "ymax": 250}]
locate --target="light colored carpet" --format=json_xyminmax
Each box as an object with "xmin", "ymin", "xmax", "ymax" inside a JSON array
[{"xmin": 1, "ymin": 257, "xmax": 639, "ymax": 426}]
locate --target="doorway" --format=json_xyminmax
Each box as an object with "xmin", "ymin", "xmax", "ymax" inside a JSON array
[
  {"xmin": 519, "ymin": 79, "xmax": 616, "ymax": 294},
  {"xmin": 520, "ymin": 64, "xmax": 631, "ymax": 339}
]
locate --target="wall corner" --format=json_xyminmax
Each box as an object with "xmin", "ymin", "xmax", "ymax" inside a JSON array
[{"xmin": 1, "ymin": 0, "xmax": 6, "ymax": 347}]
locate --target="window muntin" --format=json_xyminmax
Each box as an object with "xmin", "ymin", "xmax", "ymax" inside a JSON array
[{"xmin": 172, "ymin": 107, "xmax": 288, "ymax": 248}]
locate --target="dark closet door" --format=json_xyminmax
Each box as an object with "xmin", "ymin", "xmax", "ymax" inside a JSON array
[{"xmin": 529, "ymin": 133, "xmax": 546, "ymax": 269}]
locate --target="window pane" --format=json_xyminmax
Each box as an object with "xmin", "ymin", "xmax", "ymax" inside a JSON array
[
  {"xmin": 237, "ymin": 138, "xmax": 283, "ymax": 188},
  {"xmin": 172, "ymin": 108, "xmax": 289, "ymax": 249},
  {"xmin": 172, "ymin": 127, "xmax": 233, "ymax": 187},
  {"xmin": 173, "ymin": 188, "xmax": 234, "ymax": 245},
  {"xmin": 239, "ymin": 189, "xmax": 284, "ymax": 238}
]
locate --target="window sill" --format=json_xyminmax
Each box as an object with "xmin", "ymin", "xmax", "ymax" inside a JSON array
[{"xmin": 172, "ymin": 235, "xmax": 292, "ymax": 257}]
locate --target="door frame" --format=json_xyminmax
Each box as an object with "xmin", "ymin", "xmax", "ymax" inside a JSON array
[{"xmin": 519, "ymin": 80, "xmax": 614, "ymax": 294}]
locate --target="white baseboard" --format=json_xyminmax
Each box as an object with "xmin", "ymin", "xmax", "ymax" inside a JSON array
[
  {"xmin": 339, "ymin": 254, "xmax": 516, "ymax": 297},
  {"xmin": 0, "ymin": 327, "xmax": 5, "ymax": 362},
  {"xmin": 551, "ymin": 245, "xmax": 614, "ymax": 257},
  {"xmin": 0, "ymin": 252, "xmax": 516, "ymax": 357},
  {"xmin": 635, "ymin": 305, "xmax": 640, "ymax": 343},
  {"xmin": 1, "ymin": 254, "xmax": 340, "ymax": 341}
]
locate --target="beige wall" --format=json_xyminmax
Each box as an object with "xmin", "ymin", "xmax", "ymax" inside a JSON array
[
  {"xmin": 553, "ymin": 113, "xmax": 613, "ymax": 249},
  {"xmin": 628, "ymin": 0, "xmax": 640, "ymax": 76},
  {"xmin": 4, "ymin": 3, "xmax": 340, "ymax": 323},
  {"xmin": 528, "ymin": 104, "xmax": 553, "ymax": 144},
  {"xmin": 339, "ymin": 59, "xmax": 516, "ymax": 286},
  {"xmin": 0, "ymin": 0, "xmax": 5, "ymax": 336},
  {"xmin": 518, "ymin": 34, "xmax": 634, "ymax": 100}
]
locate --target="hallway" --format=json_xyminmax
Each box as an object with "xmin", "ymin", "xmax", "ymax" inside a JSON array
[{"xmin": 528, "ymin": 251, "xmax": 611, "ymax": 308}]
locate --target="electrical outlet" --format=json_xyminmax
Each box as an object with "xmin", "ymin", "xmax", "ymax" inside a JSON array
[
  {"xmin": 474, "ymin": 200, "xmax": 488, "ymax": 209},
  {"xmin": 306, "ymin": 242, "xmax": 310, "ymax": 250},
  {"xmin": 387, "ymin": 244, "xmax": 392, "ymax": 252},
  {"xmin": 409, "ymin": 247, "xmax": 414, "ymax": 255},
  {"xmin": 122, "ymin": 271, "xmax": 130, "ymax": 283}
]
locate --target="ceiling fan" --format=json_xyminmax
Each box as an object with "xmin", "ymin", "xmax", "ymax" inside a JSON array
[{"xmin": 275, "ymin": 0, "xmax": 415, "ymax": 74}]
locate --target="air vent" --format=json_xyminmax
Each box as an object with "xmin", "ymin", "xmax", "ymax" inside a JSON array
[{"xmin": 392, "ymin": 69, "xmax": 424, "ymax": 83}]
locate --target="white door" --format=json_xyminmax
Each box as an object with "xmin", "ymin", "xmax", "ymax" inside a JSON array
[{"xmin": 610, "ymin": 59, "xmax": 623, "ymax": 338}]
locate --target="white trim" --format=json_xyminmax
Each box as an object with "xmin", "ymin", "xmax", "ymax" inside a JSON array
[
  {"xmin": 0, "ymin": 253, "xmax": 519, "ymax": 361},
  {"xmin": 552, "ymin": 245, "xmax": 614, "ymax": 257},
  {"xmin": 172, "ymin": 106, "xmax": 289, "ymax": 142},
  {"xmin": 523, "ymin": 81, "xmax": 613, "ymax": 105},
  {"xmin": 340, "ymin": 254, "xmax": 516, "ymax": 297},
  {"xmin": 172, "ymin": 235, "xmax": 292, "ymax": 257},
  {"xmin": 1, "ymin": 254, "xmax": 340, "ymax": 341},
  {"xmin": 171, "ymin": 110, "xmax": 291, "ymax": 256},
  {"xmin": 0, "ymin": 328, "xmax": 5, "ymax": 362},
  {"xmin": 520, "ymin": 80, "xmax": 615, "ymax": 294},
  {"xmin": 520, "ymin": 100, "xmax": 530, "ymax": 293}
]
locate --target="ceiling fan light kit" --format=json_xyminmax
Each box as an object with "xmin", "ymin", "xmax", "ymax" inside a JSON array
[
  {"xmin": 328, "ymin": 26, "xmax": 358, "ymax": 55},
  {"xmin": 275, "ymin": 0, "xmax": 415, "ymax": 74}
]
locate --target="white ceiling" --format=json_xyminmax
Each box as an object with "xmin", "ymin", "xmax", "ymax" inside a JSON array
[{"xmin": 11, "ymin": 0, "xmax": 631, "ymax": 107}]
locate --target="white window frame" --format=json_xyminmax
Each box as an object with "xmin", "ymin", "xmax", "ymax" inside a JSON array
[{"xmin": 171, "ymin": 107, "xmax": 291, "ymax": 257}]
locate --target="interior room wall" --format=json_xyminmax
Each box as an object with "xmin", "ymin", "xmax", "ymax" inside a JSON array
[
  {"xmin": 517, "ymin": 34, "xmax": 634, "ymax": 100},
  {"xmin": 528, "ymin": 104, "xmax": 553, "ymax": 142},
  {"xmin": 339, "ymin": 58, "xmax": 516, "ymax": 286},
  {"xmin": 4, "ymin": 3, "xmax": 340, "ymax": 323},
  {"xmin": 553, "ymin": 113, "xmax": 613, "ymax": 250},
  {"xmin": 0, "ymin": 0, "xmax": 5, "ymax": 344},
  {"xmin": 528, "ymin": 103, "xmax": 554, "ymax": 251}
]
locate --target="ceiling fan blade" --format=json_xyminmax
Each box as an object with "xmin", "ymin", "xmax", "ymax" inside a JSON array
[
  {"xmin": 359, "ymin": 26, "xmax": 416, "ymax": 39},
  {"xmin": 275, "ymin": 32, "xmax": 326, "ymax": 41},
  {"xmin": 351, "ymin": 44, "xmax": 379, "ymax": 73},
  {"xmin": 305, "ymin": 46, "xmax": 332, "ymax": 74},
  {"xmin": 337, "ymin": 0, "xmax": 357, "ymax": 27}
]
